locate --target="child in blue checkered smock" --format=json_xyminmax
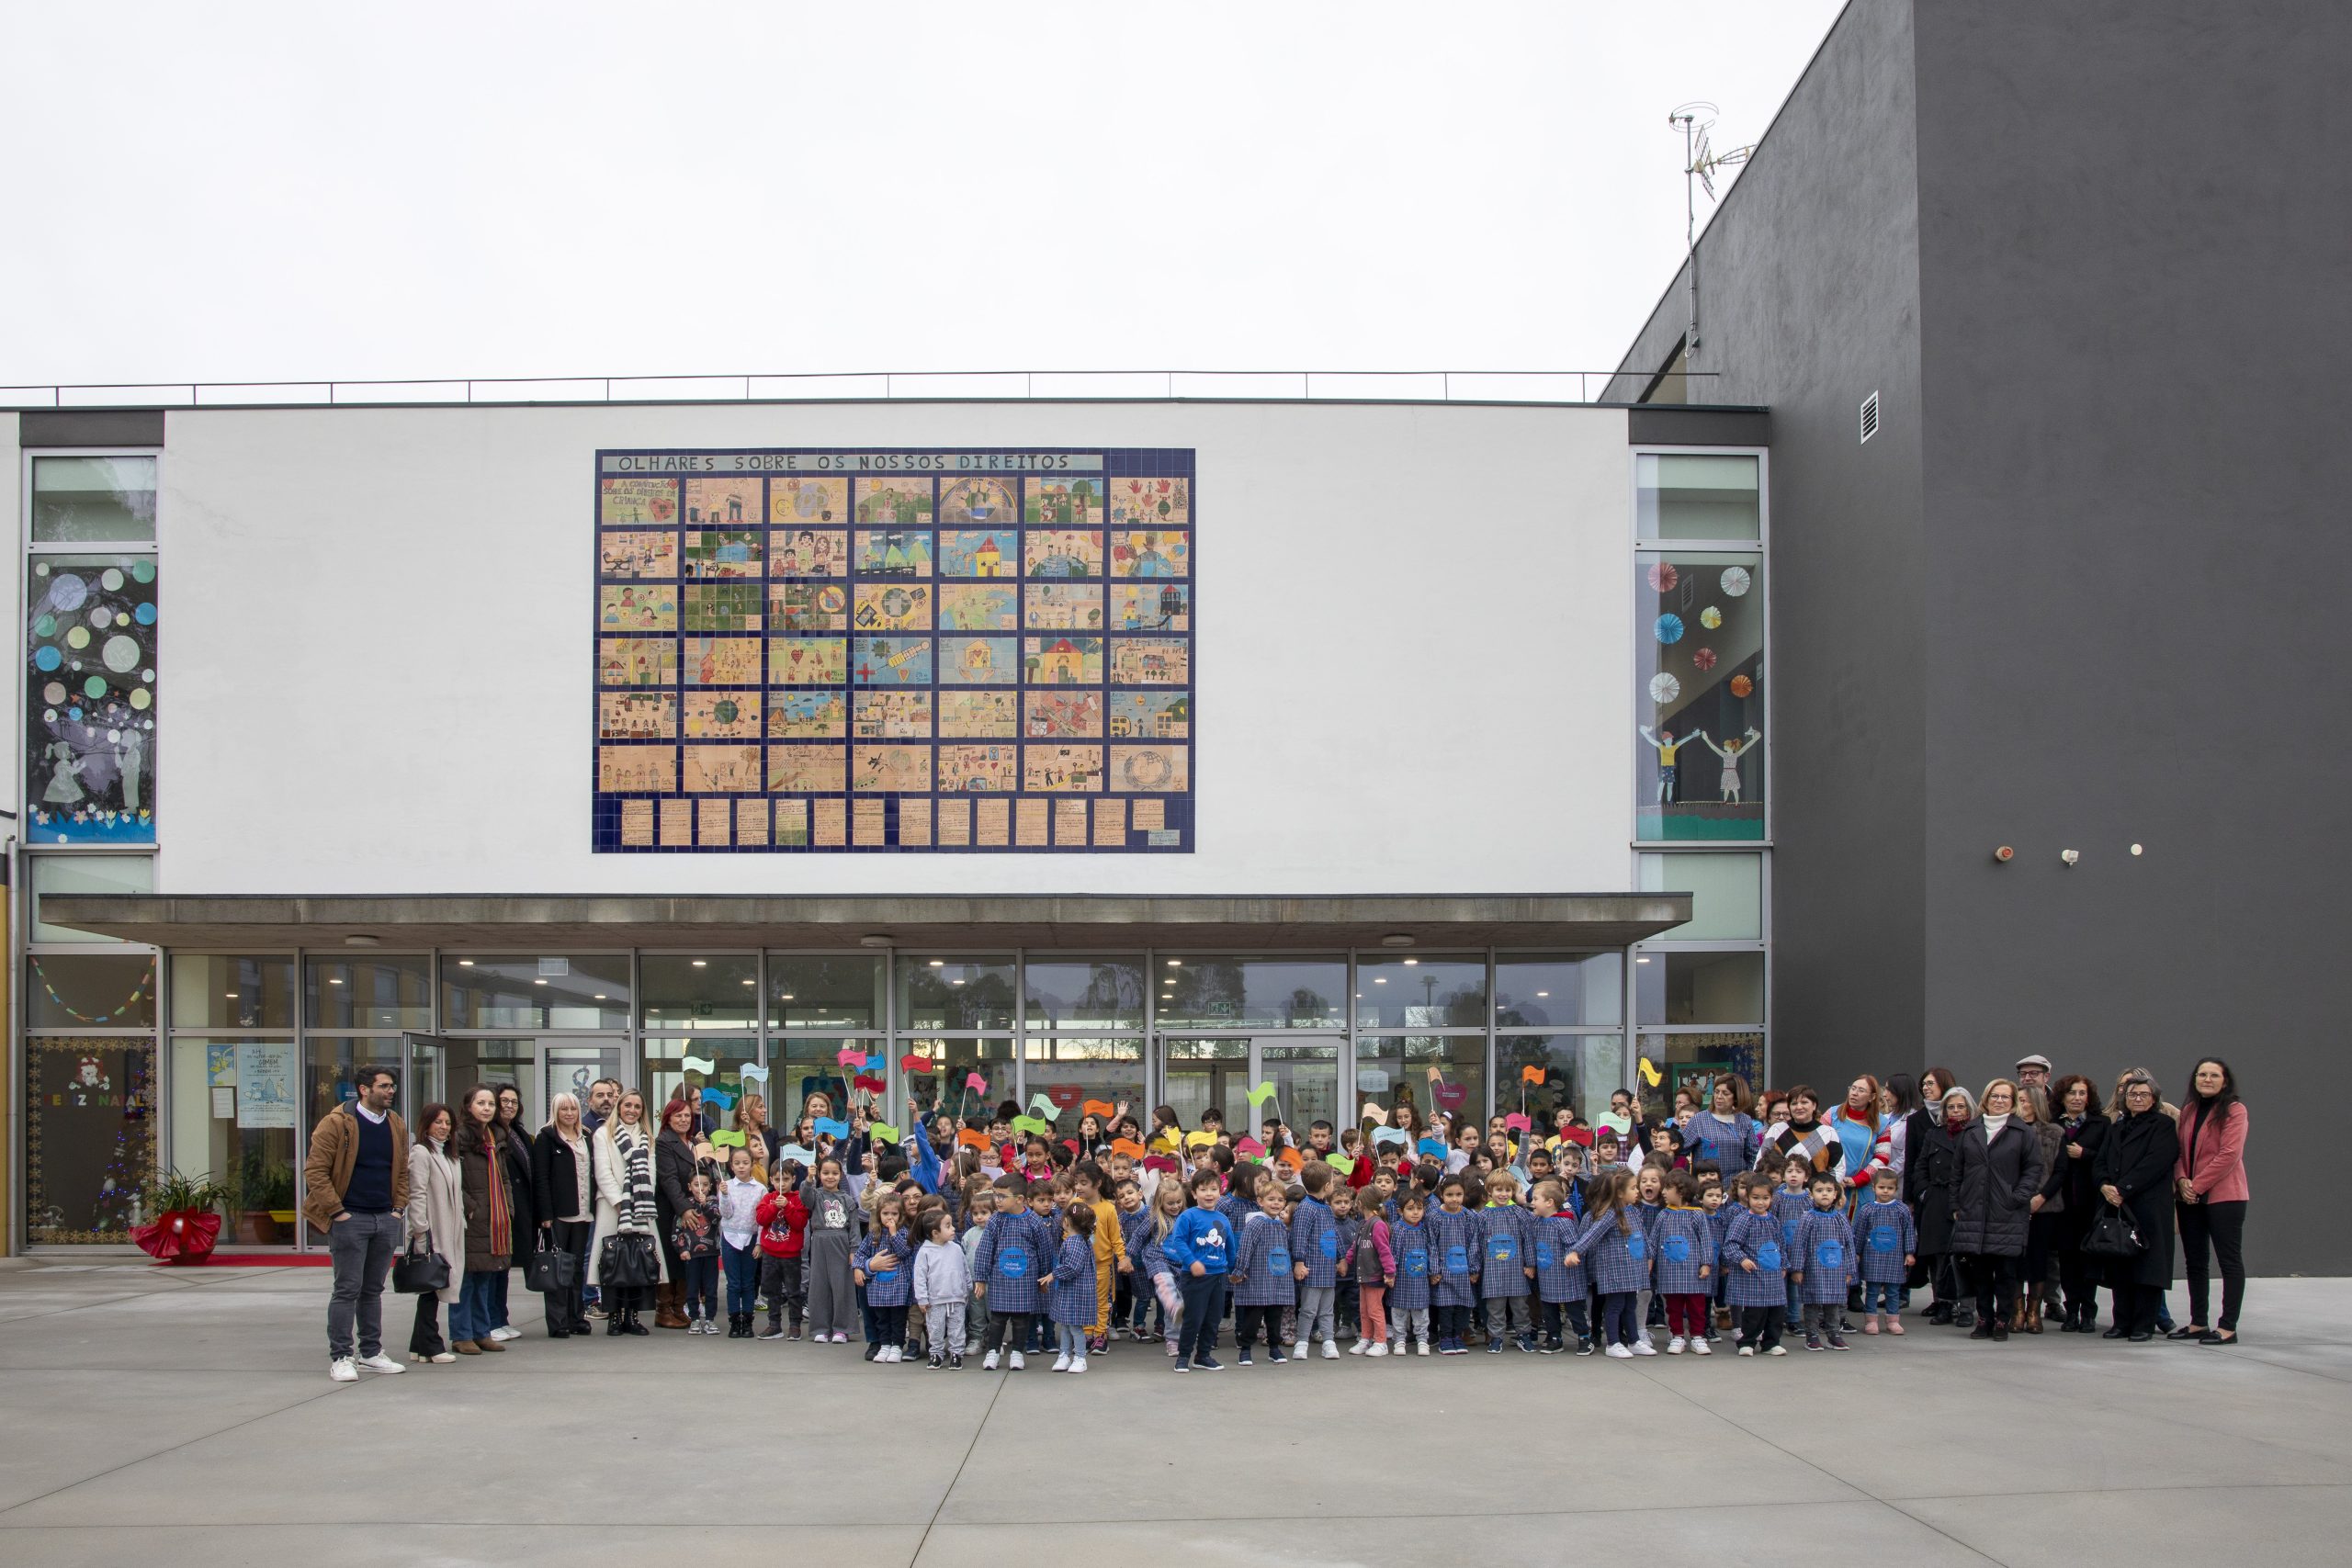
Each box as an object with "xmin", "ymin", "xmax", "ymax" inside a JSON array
[
  {"xmin": 1646, "ymin": 1170, "xmax": 1718, "ymax": 1353},
  {"xmin": 1288, "ymin": 1167, "xmax": 1342, "ymax": 1358},
  {"xmin": 1529, "ymin": 1181, "xmax": 1593, "ymax": 1354},
  {"xmin": 1704, "ymin": 1181, "xmax": 1738, "ymax": 1326},
  {"xmin": 973, "ymin": 1177, "xmax": 1051, "ymax": 1370},
  {"xmin": 1852, "ymin": 1168, "xmax": 1917, "ymax": 1334},
  {"xmin": 1723, "ymin": 1182, "xmax": 1790, "ymax": 1355},
  {"xmin": 1231, "ymin": 1193, "xmax": 1296, "ymax": 1364},
  {"xmin": 1770, "ymin": 1162, "xmax": 1815, "ymax": 1317},
  {"xmin": 1046, "ymin": 1205, "xmax": 1099, "ymax": 1371},
  {"xmin": 1566, "ymin": 1169, "xmax": 1652, "ymax": 1358},
  {"xmin": 1793, "ymin": 1171, "xmax": 1856, "ymax": 1350},
  {"xmin": 1476, "ymin": 1172, "xmax": 1537, "ymax": 1353},
  {"xmin": 1424, "ymin": 1178, "xmax": 1482, "ymax": 1355},
  {"xmin": 851, "ymin": 1192, "xmax": 913, "ymax": 1363},
  {"xmin": 1385, "ymin": 1197, "xmax": 1435, "ymax": 1354}
]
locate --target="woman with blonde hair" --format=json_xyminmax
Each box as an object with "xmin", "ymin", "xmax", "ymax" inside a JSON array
[
  {"xmin": 530, "ymin": 1090, "xmax": 597, "ymax": 1337},
  {"xmin": 2013, "ymin": 1082, "xmax": 2067, "ymax": 1333},
  {"xmin": 588, "ymin": 1088, "xmax": 666, "ymax": 1336},
  {"xmin": 1950, "ymin": 1077, "xmax": 2045, "ymax": 1342},
  {"xmin": 2094, "ymin": 1070, "xmax": 2179, "ymax": 1341}
]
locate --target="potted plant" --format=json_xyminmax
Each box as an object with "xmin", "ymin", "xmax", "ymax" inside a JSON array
[
  {"xmin": 230, "ymin": 1151, "xmax": 300, "ymax": 1245},
  {"xmin": 133, "ymin": 1168, "xmax": 231, "ymax": 1265}
]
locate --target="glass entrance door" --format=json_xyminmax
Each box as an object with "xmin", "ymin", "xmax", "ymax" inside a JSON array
[
  {"xmin": 1158, "ymin": 1036, "xmax": 1344, "ymax": 1141},
  {"xmin": 1159, "ymin": 1038, "xmax": 1249, "ymax": 1131},
  {"xmin": 410, "ymin": 1038, "xmax": 629, "ymax": 1132},
  {"xmin": 1255, "ymin": 1038, "xmax": 1342, "ymax": 1140}
]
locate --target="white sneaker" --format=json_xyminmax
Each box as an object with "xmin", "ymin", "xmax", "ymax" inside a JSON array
[
  {"xmin": 1631, "ymin": 1339, "xmax": 1658, "ymax": 1356},
  {"xmin": 1350, "ymin": 1338, "xmax": 1368, "ymax": 1355},
  {"xmin": 488, "ymin": 1325, "xmax": 521, "ymax": 1342},
  {"xmin": 1367, "ymin": 1340, "xmax": 1389, "ymax": 1357},
  {"xmin": 1415, "ymin": 1339, "xmax": 1431, "ymax": 1356},
  {"xmin": 1320, "ymin": 1338, "xmax": 1340, "ymax": 1359},
  {"xmin": 830, "ymin": 1331, "xmax": 849, "ymax": 1343},
  {"xmin": 1008, "ymin": 1351, "xmax": 1025, "ymax": 1371},
  {"xmin": 429, "ymin": 1352, "xmax": 457, "ymax": 1364},
  {"xmin": 1691, "ymin": 1337, "xmax": 1713, "ymax": 1356},
  {"xmin": 982, "ymin": 1350, "xmax": 1000, "ymax": 1371},
  {"xmin": 1605, "ymin": 1343, "xmax": 1634, "ymax": 1359},
  {"xmin": 1738, "ymin": 1346, "xmax": 1757, "ymax": 1357},
  {"xmin": 1052, "ymin": 1351, "xmax": 1072, "ymax": 1372},
  {"xmin": 881, "ymin": 1346, "xmax": 900, "ymax": 1363},
  {"xmin": 1666, "ymin": 1336, "xmax": 1687, "ymax": 1355},
  {"xmin": 329, "ymin": 1358, "xmax": 359, "ymax": 1382},
  {"xmin": 1069, "ymin": 1356, "xmax": 1088, "ymax": 1374},
  {"xmin": 355, "ymin": 1353, "xmax": 406, "ymax": 1374},
  {"xmin": 1767, "ymin": 1344, "xmax": 1789, "ymax": 1356}
]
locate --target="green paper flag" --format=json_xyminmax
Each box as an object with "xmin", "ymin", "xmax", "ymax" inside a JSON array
[
  {"xmin": 1012, "ymin": 1114, "xmax": 1054, "ymax": 1136},
  {"xmin": 1245, "ymin": 1080, "xmax": 1278, "ymax": 1107},
  {"xmin": 1326, "ymin": 1154, "xmax": 1355, "ymax": 1175},
  {"xmin": 867, "ymin": 1122, "xmax": 901, "ymax": 1145}
]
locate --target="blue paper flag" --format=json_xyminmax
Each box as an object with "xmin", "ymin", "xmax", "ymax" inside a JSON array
[
  {"xmin": 864, "ymin": 1054, "xmax": 887, "ymax": 1071},
  {"xmin": 1417, "ymin": 1136, "xmax": 1448, "ymax": 1157},
  {"xmin": 814, "ymin": 1117, "xmax": 851, "ymax": 1139},
  {"xmin": 701, "ymin": 1088, "xmax": 735, "ymax": 1111}
]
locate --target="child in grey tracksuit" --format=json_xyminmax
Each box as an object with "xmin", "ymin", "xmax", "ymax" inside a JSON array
[
  {"xmin": 800, "ymin": 1168, "xmax": 861, "ymax": 1342},
  {"xmin": 913, "ymin": 1210, "xmax": 970, "ymax": 1369}
]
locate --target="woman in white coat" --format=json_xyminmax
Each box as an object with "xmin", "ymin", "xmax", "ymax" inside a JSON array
[
  {"xmin": 403, "ymin": 1102, "xmax": 464, "ymax": 1363},
  {"xmin": 589, "ymin": 1088, "xmax": 666, "ymax": 1336}
]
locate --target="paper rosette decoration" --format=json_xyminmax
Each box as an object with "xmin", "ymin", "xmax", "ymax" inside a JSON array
[
  {"xmin": 1654, "ymin": 613, "xmax": 1685, "ymax": 645},
  {"xmin": 1699, "ymin": 605, "xmax": 1722, "ymax": 629},
  {"xmin": 134, "ymin": 1209, "xmax": 223, "ymax": 1266},
  {"xmin": 1720, "ymin": 566, "xmax": 1751, "ymax": 597},
  {"xmin": 1647, "ymin": 561, "xmax": 1679, "ymax": 592},
  {"xmin": 1648, "ymin": 672, "xmax": 1681, "ymax": 705},
  {"xmin": 1729, "ymin": 673, "xmax": 1754, "ymax": 698},
  {"xmin": 1690, "ymin": 647, "xmax": 1718, "ymax": 671}
]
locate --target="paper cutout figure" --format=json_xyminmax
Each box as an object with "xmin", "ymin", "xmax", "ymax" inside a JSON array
[
  {"xmin": 1245, "ymin": 1080, "xmax": 1278, "ymax": 1107},
  {"xmin": 1371, "ymin": 1127, "xmax": 1411, "ymax": 1151},
  {"xmin": 1638, "ymin": 725, "xmax": 1694, "ymax": 804},
  {"xmin": 867, "ymin": 1122, "xmax": 901, "ymax": 1145},
  {"xmin": 681, "ymin": 1055, "xmax": 716, "ymax": 1075},
  {"xmin": 1697, "ymin": 727, "xmax": 1760, "ymax": 803},
  {"xmin": 710, "ymin": 1130, "xmax": 746, "ymax": 1148},
  {"xmin": 814, "ymin": 1117, "xmax": 851, "ymax": 1139},
  {"xmin": 899, "ymin": 1055, "xmax": 936, "ymax": 1074}
]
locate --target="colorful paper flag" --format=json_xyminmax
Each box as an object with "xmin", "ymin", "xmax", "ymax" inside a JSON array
[
  {"xmin": 701, "ymin": 1088, "xmax": 735, "ymax": 1111},
  {"xmin": 867, "ymin": 1122, "xmax": 901, "ymax": 1145},
  {"xmin": 1638, "ymin": 1058, "xmax": 1663, "ymax": 1087},
  {"xmin": 956, "ymin": 1129, "xmax": 994, "ymax": 1152},
  {"xmin": 1361, "ymin": 1100, "xmax": 1387, "ymax": 1124},
  {"xmin": 1245, "ymin": 1080, "xmax": 1278, "ymax": 1107},
  {"xmin": 709, "ymin": 1130, "xmax": 746, "ymax": 1148},
  {"xmin": 853, "ymin": 1074, "xmax": 888, "ymax": 1095},
  {"xmin": 1504, "ymin": 1112, "xmax": 1532, "ymax": 1133},
  {"xmin": 681, "ymin": 1055, "xmax": 716, "ymax": 1075},
  {"xmin": 1235, "ymin": 1137, "xmax": 1265, "ymax": 1156},
  {"xmin": 964, "ymin": 1072, "xmax": 988, "ymax": 1093},
  {"xmin": 1027, "ymin": 1091, "xmax": 1057, "ymax": 1120},
  {"xmin": 1143, "ymin": 1155, "xmax": 1182, "ymax": 1174},
  {"xmin": 814, "ymin": 1117, "xmax": 850, "ymax": 1139},
  {"xmin": 1080, "ymin": 1099, "xmax": 1117, "ymax": 1119},
  {"xmin": 739, "ymin": 1064, "xmax": 770, "ymax": 1088},
  {"xmin": 1110, "ymin": 1137, "xmax": 1148, "ymax": 1159},
  {"xmin": 1371, "ymin": 1126, "xmax": 1410, "ymax": 1151},
  {"xmin": 899, "ymin": 1055, "xmax": 937, "ymax": 1075},
  {"xmin": 1012, "ymin": 1114, "xmax": 1053, "ymax": 1136},
  {"xmin": 1417, "ymin": 1136, "xmax": 1448, "ymax": 1157},
  {"xmin": 864, "ymin": 1054, "xmax": 887, "ymax": 1072},
  {"xmin": 1521, "ymin": 1065, "xmax": 1547, "ymax": 1085},
  {"xmin": 1326, "ymin": 1154, "xmax": 1356, "ymax": 1175},
  {"xmin": 1184, "ymin": 1130, "xmax": 1217, "ymax": 1150},
  {"xmin": 774, "ymin": 1143, "xmax": 816, "ymax": 1167},
  {"xmin": 835, "ymin": 1047, "xmax": 864, "ymax": 1066}
]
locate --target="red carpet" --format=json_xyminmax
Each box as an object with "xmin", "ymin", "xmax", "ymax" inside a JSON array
[{"xmin": 198, "ymin": 1252, "xmax": 334, "ymax": 1266}]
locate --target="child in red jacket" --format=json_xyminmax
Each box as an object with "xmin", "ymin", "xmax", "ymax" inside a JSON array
[{"xmin": 754, "ymin": 1157, "xmax": 810, "ymax": 1340}]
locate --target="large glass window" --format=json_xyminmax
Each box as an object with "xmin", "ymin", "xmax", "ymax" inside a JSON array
[
  {"xmin": 1352, "ymin": 954, "xmax": 1486, "ymax": 1029},
  {"xmin": 1022, "ymin": 1036, "xmax": 1146, "ymax": 1138},
  {"xmin": 1636, "ymin": 549, "xmax": 1763, "ymax": 840},
  {"xmin": 32, "ymin": 456, "xmax": 157, "ymax": 542},
  {"xmin": 769, "ymin": 1038, "xmax": 873, "ymax": 1133},
  {"xmin": 1160, "ymin": 1037, "xmax": 1250, "ymax": 1131},
  {"xmin": 28, "ymin": 852, "xmax": 153, "ymax": 942},
  {"xmin": 644, "ymin": 1037, "xmax": 760, "ymax": 1130},
  {"xmin": 1635, "ymin": 453, "xmax": 1760, "ymax": 540},
  {"xmin": 305, "ymin": 954, "xmax": 430, "ymax": 1030},
  {"xmin": 1023, "ymin": 959, "xmax": 1145, "ymax": 1030},
  {"xmin": 172, "ymin": 953, "xmax": 297, "ymax": 1030},
  {"xmin": 1638, "ymin": 1032, "xmax": 1767, "ymax": 1119},
  {"xmin": 302, "ymin": 1035, "xmax": 401, "ymax": 1133},
  {"xmin": 766, "ymin": 954, "xmax": 885, "ymax": 1031},
  {"xmin": 26, "ymin": 1035, "xmax": 156, "ymax": 1242},
  {"xmin": 1634, "ymin": 950, "xmax": 1766, "ymax": 1026},
  {"xmin": 640, "ymin": 954, "xmax": 759, "ymax": 1029},
  {"xmin": 168, "ymin": 1035, "xmax": 300, "ymax": 1245},
  {"xmin": 444, "ymin": 954, "xmax": 630, "ymax": 1030},
  {"xmin": 1497, "ymin": 1032, "xmax": 1624, "ymax": 1130},
  {"xmin": 1637, "ymin": 853, "xmax": 1765, "ymax": 941},
  {"xmin": 1354, "ymin": 1035, "xmax": 1487, "ymax": 1128},
  {"xmin": 27, "ymin": 952, "xmax": 156, "ymax": 1028},
  {"xmin": 898, "ymin": 956, "xmax": 1016, "ymax": 1032},
  {"xmin": 28, "ymin": 553, "xmax": 159, "ymax": 844},
  {"xmin": 900, "ymin": 1037, "xmax": 1017, "ymax": 1121},
  {"xmin": 1156, "ymin": 956, "xmax": 1344, "ymax": 1030},
  {"xmin": 1494, "ymin": 953, "xmax": 1622, "ymax": 1027}
]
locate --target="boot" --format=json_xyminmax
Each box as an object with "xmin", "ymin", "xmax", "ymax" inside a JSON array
[
  {"xmin": 655, "ymin": 1281, "xmax": 690, "ymax": 1330},
  {"xmin": 2024, "ymin": 1286, "xmax": 2044, "ymax": 1334}
]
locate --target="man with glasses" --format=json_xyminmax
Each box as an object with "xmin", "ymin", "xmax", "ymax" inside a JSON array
[
  {"xmin": 302, "ymin": 1065, "xmax": 411, "ymax": 1383},
  {"xmin": 580, "ymin": 1077, "xmax": 622, "ymax": 1317}
]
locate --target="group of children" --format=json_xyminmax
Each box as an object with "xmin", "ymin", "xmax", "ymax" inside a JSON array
[{"xmin": 660, "ymin": 1101, "xmax": 1927, "ymax": 1370}]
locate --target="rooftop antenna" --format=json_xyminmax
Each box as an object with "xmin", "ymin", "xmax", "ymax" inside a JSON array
[{"xmin": 1667, "ymin": 102, "xmax": 1753, "ymax": 358}]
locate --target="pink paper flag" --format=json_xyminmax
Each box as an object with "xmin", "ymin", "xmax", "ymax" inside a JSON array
[
  {"xmin": 835, "ymin": 1047, "xmax": 863, "ymax": 1066},
  {"xmin": 964, "ymin": 1072, "xmax": 988, "ymax": 1092}
]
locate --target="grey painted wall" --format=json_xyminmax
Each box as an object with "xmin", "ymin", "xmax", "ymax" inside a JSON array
[
  {"xmin": 1617, "ymin": 0, "xmax": 2352, "ymax": 1270},
  {"xmin": 1616, "ymin": 0, "xmax": 1930, "ymax": 1098}
]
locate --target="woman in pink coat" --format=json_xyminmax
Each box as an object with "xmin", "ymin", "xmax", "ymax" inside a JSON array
[{"xmin": 2171, "ymin": 1058, "xmax": 2248, "ymax": 1345}]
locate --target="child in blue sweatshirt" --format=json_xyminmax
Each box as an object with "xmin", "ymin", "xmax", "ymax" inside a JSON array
[
  {"xmin": 1162, "ymin": 1168, "xmax": 1237, "ymax": 1372},
  {"xmin": 1046, "ymin": 1204, "xmax": 1099, "ymax": 1373},
  {"xmin": 1230, "ymin": 1184, "xmax": 1295, "ymax": 1365},
  {"xmin": 1853, "ymin": 1168, "xmax": 1918, "ymax": 1335}
]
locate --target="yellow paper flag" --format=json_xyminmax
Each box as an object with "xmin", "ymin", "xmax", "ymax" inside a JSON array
[{"xmin": 1638, "ymin": 1058, "xmax": 1663, "ymax": 1087}]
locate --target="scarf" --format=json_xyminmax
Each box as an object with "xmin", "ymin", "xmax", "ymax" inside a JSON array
[
  {"xmin": 1983, "ymin": 1113, "xmax": 2011, "ymax": 1137},
  {"xmin": 478, "ymin": 1134, "xmax": 512, "ymax": 1256},
  {"xmin": 616, "ymin": 1122, "xmax": 656, "ymax": 1231}
]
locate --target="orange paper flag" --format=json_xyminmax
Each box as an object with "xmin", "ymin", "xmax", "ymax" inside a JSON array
[{"xmin": 1521, "ymin": 1065, "xmax": 1546, "ymax": 1085}]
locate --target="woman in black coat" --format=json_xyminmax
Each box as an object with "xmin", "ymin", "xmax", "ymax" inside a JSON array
[
  {"xmin": 2093, "ymin": 1072, "xmax": 2180, "ymax": 1341},
  {"xmin": 530, "ymin": 1093, "xmax": 597, "ymax": 1338},
  {"xmin": 2050, "ymin": 1075, "xmax": 2109, "ymax": 1331},
  {"xmin": 1949, "ymin": 1077, "xmax": 2046, "ymax": 1343},
  {"xmin": 653, "ymin": 1098, "xmax": 702, "ymax": 1329},
  {"xmin": 1904, "ymin": 1085, "xmax": 1973, "ymax": 1325}
]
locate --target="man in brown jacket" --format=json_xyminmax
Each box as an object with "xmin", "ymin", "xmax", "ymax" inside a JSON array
[{"xmin": 303, "ymin": 1065, "xmax": 412, "ymax": 1382}]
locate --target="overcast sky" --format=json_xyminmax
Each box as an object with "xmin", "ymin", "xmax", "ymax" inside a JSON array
[{"xmin": 1, "ymin": 1, "xmax": 1844, "ymax": 389}]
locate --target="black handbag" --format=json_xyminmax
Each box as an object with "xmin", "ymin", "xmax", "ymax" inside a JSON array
[
  {"xmin": 598, "ymin": 1232, "xmax": 660, "ymax": 1288},
  {"xmin": 392, "ymin": 1246, "xmax": 451, "ymax": 1294},
  {"xmin": 2081, "ymin": 1201, "xmax": 2145, "ymax": 1258},
  {"xmin": 525, "ymin": 1234, "xmax": 579, "ymax": 1293}
]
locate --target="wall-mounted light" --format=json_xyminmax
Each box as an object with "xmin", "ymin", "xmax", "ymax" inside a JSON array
[
  {"xmin": 2130, "ymin": 843, "xmax": 2143, "ymax": 856},
  {"xmin": 1994, "ymin": 846, "xmax": 2015, "ymax": 863},
  {"xmin": 2061, "ymin": 850, "xmax": 2080, "ymax": 866}
]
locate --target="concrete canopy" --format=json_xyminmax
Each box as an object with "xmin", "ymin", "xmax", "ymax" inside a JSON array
[{"xmin": 40, "ymin": 892, "xmax": 1690, "ymax": 952}]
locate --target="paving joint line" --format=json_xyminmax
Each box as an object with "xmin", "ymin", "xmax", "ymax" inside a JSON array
[
  {"xmin": 0, "ymin": 1382, "xmax": 346, "ymax": 1519},
  {"xmin": 910, "ymin": 1353, "xmax": 1015, "ymax": 1564}
]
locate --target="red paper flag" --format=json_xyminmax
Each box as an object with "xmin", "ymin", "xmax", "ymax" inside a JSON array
[{"xmin": 899, "ymin": 1055, "xmax": 937, "ymax": 1074}]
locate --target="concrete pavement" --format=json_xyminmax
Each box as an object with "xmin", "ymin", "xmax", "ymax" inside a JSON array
[{"xmin": 1, "ymin": 1263, "xmax": 2346, "ymax": 1567}]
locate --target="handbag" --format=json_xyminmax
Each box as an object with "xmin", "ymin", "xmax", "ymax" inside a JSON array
[
  {"xmin": 524, "ymin": 1233, "xmax": 579, "ymax": 1293},
  {"xmin": 392, "ymin": 1245, "xmax": 451, "ymax": 1294},
  {"xmin": 2081, "ymin": 1201, "xmax": 2145, "ymax": 1258},
  {"xmin": 598, "ymin": 1232, "xmax": 661, "ymax": 1288}
]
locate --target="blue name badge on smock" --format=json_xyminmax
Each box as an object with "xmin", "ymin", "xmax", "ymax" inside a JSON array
[
  {"xmin": 997, "ymin": 1246, "xmax": 1029, "ymax": 1279},
  {"xmin": 1268, "ymin": 1247, "xmax": 1292, "ymax": 1273},
  {"xmin": 1445, "ymin": 1245, "xmax": 1470, "ymax": 1273},
  {"xmin": 1758, "ymin": 1242, "xmax": 1782, "ymax": 1270},
  {"xmin": 1403, "ymin": 1249, "xmax": 1428, "ymax": 1277},
  {"xmin": 1626, "ymin": 1233, "xmax": 1647, "ymax": 1260},
  {"xmin": 1320, "ymin": 1232, "xmax": 1339, "ymax": 1258}
]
